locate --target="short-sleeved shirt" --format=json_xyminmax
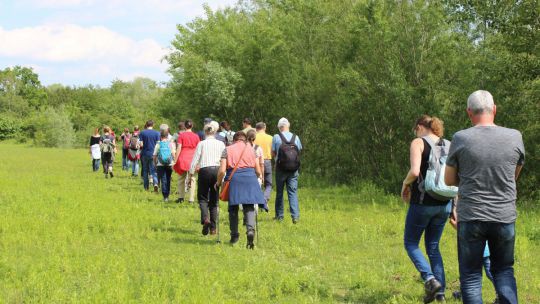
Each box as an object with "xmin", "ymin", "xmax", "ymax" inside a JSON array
[
  {"xmin": 446, "ymin": 126, "xmax": 525, "ymax": 223},
  {"xmin": 271, "ymin": 131, "xmax": 302, "ymax": 161},
  {"xmin": 153, "ymin": 139, "xmax": 176, "ymax": 166},
  {"xmin": 139, "ymin": 129, "xmax": 160, "ymax": 158},
  {"xmin": 254, "ymin": 132, "xmax": 273, "ymax": 160},
  {"xmin": 221, "ymin": 142, "xmax": 258, "ymax": 169},
  {"xmin": 89, "ymin": 135, "xmax": 101, "ymax": 146}
]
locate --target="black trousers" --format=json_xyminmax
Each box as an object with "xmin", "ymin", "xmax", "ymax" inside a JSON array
[{"xmin": 197, "ymin": 166, "xmax": 219, "ymax": 229}]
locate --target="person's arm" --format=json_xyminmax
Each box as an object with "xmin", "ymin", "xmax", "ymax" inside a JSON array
[
  {"xmin": 449, "ymin": 196, "xmax": 458, "ymax": 230},
  {"xmin": 515, "ymin": 165, "xmax": 523, "ymax": 181},
  {"xmin": 189, "ymin": 143, "xmax": 203, "ymax": 175},
  {"xmin": 401, "ymin": 138, "xmax": 423, "ymax": 202},
  {"xmin": 255, "ymin": 158, "xmax": 262, "ymax": 178},
  {"xmin": 216, "ymin": 159, "xmax": 227, "ymax": 188},
  {"xmin": 444, "ymin": 165, "xmax": 459, "ymax": 186},
  {"xmin": 271, "ymin": 135, "xmax": 277, "ymax": 158},
  {"xmin": 175, "ymin": 143, "xmax": 182, "ymax": 162},
  {"xmin": 153, "ymin": 143, "xmax": 159, "ymax": 166}
]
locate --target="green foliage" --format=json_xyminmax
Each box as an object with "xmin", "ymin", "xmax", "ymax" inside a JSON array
[
  {"xmin": 31, "ymin": 107, "xmax": 76, "ymax": 148},
  {"xmin": 165, "ymin": 0, "xmax": 539, "ymax": 199},
  {"xmin": 0, "ymin": 143, "xmax": 539, "ymax": 303},
  {"xmin": 0, "ymin": 115, "xmax": 22, "ymax": 140}
]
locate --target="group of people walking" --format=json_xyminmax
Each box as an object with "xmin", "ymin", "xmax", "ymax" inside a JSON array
[
  {"xmin": 401, "ymin": 90, "xmax": 524, "ymax": 304},
  {"xmin": 88, "ymin": 89, "xmax": 525, "ymax": 303},
  {"xmin": 89, "ymin": 117, "xmax": 303, "ymax": 248}
]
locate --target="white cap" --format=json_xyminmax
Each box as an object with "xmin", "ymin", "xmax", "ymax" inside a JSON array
[{"xmin": 277, "ymin": 117, "xmax": 290, "ymax": 128}]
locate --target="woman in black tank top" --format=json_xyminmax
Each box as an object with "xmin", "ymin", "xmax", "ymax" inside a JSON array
[{"xmin": 401, "ymin": 115, "xmax": 452, "ymax": 303}]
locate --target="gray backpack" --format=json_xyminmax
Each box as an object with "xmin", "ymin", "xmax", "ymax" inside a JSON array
[{"xmin": 418, "ymin": 136, "xmax": 458, "ymax": 202}]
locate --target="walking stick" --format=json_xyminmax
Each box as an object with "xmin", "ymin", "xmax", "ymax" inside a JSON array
[
  {"xmin": 256, "ymin": 210, "xmax": 259, "ymax": 246},
  {"xmin": 216, "ymin": 204, "xmax": 221, "ymax": 243}
]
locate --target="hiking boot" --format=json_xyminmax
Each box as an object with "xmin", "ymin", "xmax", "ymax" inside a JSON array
[
  {"xmin": 154, "ymin": 185, "xmax": 159, "ymax": 193},
  {"xmin": 246, "ymin": 230, "xmax": 255, "ymax": 249},
  {"xmin": 230, "ymin": 234, "xmax": 239, "ymax": 245},
  {"xmin": 435, "ymin": 294, "xmax": 446, "ymax": 303},
  {"xmin": 202, "ymin": 219, "xmax": 211, "ymax": 236},
  {"xmin": 175, "ymin": 198, "xmax": 184, "ymax": 204},
  {"xmin": 424, "ymin": 278, "xmax": 442, "ymax": 304},
  {"xmin": 109, "ymin": 171, "xmax": 114, "ymax": 178}
]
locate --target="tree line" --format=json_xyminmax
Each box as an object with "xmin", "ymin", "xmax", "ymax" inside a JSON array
[{"xmin": 1, "ymin": 0, "xmax": 537, "ymax": 199}]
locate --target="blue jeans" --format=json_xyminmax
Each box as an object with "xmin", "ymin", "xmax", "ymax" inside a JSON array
[
  {"xmin": 458, "ymin": 221, "xmax": 517, "ymax": 304},
  {"xmin": 131, "ymin": 158, "xmax": 139, "ymax": 175},
  {"xmin": 263, "ymin": 160, "xmax": 273, "ymax": 202},
  {"xmin": 156, "ymin": 166, "xmax": 172, "ymax": 199},
  {"xmin": 404, "ymin": 202, "xmax": 451, "ymax": 293},
  {"xmin": 141, "ymin": 155, "xmax": 158, "ymax": 190},
  {"xmin": 274, "ymin": 169, "xmax": 299, "ymax": 220},
  {"xmin": 92, "ymin": 159, "xmax": 100, "ymax": 171},
  {"xmin": 122, "ymin": 148, "xmax": 130, "ymax": 170}
]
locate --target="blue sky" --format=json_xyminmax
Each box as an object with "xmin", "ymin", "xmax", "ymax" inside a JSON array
[{"xmin": 0, "ymin": 0, "xmax": 237, "ymax": 87}]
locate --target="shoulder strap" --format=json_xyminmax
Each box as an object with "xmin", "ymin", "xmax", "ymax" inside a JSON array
[
  {"xmin": 422, "ymin": 136, "xmax": 436, "ymax": 150},
  {"xmin": 227, "ymin": 144, "xmax": 249, "ymax": 182},
  {"xmin": 278, "ymin": 133, "xmax": 293, "ymax": 145},
  {"xmin": 290, "ymin": 134, "xmax": 297, "ymax": 146}
]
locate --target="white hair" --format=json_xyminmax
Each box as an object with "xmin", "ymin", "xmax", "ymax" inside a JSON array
[
  {"xmin": 204, "ymin": 121, "xmax": 219, "ymax": 135},
  {"xmin": 277, "ymin": 117, "xmax": 290, "ymax": 129},
  {"xmin": 159, "ymin": 124, "xmax": 169, "ymax": 137},
  {"xmin": 467, "ymin": 90, "xmax": 495, "ymax": 115}
]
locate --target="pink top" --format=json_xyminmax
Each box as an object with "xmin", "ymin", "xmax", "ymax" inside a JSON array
[
  {"xmin": 226, "ymin": 142, "xmax": 257, "ymax": 169},
  {"xmin": 174, "ymin": 131, "xmax": 200, "ymax": 175}
]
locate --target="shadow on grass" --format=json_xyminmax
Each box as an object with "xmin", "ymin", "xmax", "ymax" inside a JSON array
[
  {"xmin": 171, "ymin": 236, "xmax": 220, "ymax": 246},
  {"xmin": 150, "ymin": 226, "xmax": 195, "ymax": 235}
]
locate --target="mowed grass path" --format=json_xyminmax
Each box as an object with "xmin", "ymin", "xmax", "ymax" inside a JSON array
[{"xmin": 0, "ymin": 143, "xmax": 538, "ymax": 303}]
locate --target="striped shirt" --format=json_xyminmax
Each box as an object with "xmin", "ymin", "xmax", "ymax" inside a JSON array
[{"xmin": 189, "ymin": 136, "xmax": 225, "ymax": 174}]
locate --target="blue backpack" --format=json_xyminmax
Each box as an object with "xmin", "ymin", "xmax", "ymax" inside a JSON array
[{"xmin": 158, "ymin": 141, "xmax": 173, "ymax": 165}]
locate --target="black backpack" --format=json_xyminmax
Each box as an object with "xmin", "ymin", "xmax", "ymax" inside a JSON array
[{"xmin": 276, "ymin": 133, "xmax": 300, "ymax": 172}]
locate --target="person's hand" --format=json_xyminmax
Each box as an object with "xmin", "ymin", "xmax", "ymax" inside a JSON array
[
  {"xmin": 401, "ymin": 183, "xmax": 411, "ymax": 203},
  {"xmin": 214, "ymin": 182, "xmax": 221, "ymax": 191},
  {"xmin": 195, "ymin": 165, "xmax": 200, "ymax": 173},
  {"xmin": 186, "ymin": 175, "xmax": 192, "ymax": 189},
  {"xmin": 449, "ymin": 205, "xmax": 458, "ymax": 230}
]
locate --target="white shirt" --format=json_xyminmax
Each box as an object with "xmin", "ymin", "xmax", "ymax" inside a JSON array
[{"xmin": 189, "ymin": 136, "xmax": 225, "ymax": 174}]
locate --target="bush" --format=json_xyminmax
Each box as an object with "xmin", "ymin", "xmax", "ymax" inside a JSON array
[
  {"xmin": 0, "ymin": 115, "xmax": 22, "ymax": 140},
  {"xmin": 31, "ymin": 107, "xmax": 75, "ymax": 148}
]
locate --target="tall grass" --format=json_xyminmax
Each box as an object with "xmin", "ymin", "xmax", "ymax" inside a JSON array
[{"xmin": 0, "ymin": 143, "xmax": 538, "ymax": 303}]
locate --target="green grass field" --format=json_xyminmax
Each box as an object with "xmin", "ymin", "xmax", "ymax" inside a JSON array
[{"xmin": 0, "ymin": 143, "xmax": 538, "ymax": 303}]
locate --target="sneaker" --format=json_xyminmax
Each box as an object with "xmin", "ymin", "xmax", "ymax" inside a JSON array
[
  {"xmin": 163, "ymin": 197, "xmax": 169, "ymax": 203},
  {"xmin": 202, "ymin": 219, "xmax": 211, "ymax": 236},
  {"xmin": 292, "ymin": 218, "xmax": 299, "ymax": 224},
  {"xmin": 424, "ymin": 278, "xmax": 442, "ymax": 304},
  {"xmin": 246, "ymin": 230, "xmax": 255, "ymax": 249},
  {"xmin": 230, "ymin": 234, "xmax": 239, "ymax": 245},
  {"xmin": 153, "ymin": 185, "xmax": 159, "ymax": 193},
  {"xmin": 175, "ymin": 198, "xmax": 184, "ymax": 204},
  {"xmin": 273, "ymin": 217, "xmax": 283, "ymax": 222},
  {"xmin": 109, "ymin": 171, "xmax": 114, "ymax": 178},
  {"xmin": 435, "ymin": 294, "xmax": 446, "ymax": 303}
]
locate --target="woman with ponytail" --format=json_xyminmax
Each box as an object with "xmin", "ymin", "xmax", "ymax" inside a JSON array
[{"xmin": 401, "ymin": 115, "xmax": 452, "ymax": 303}]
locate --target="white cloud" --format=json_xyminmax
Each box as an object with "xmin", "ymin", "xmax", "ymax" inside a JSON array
[{"xmin": 0, "ymin": 24, "xmax": 169, "ymax": 67}]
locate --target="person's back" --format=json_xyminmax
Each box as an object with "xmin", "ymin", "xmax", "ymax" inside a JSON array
[
  {"xmin": 140, "ymin": 128, "xmax": 160, "ymax": 157},
  {"xmin": 448, "ymin": 126, "xmax": 524, "ymax": 223},
  {"xmin": 255, "ymin": 132, "xmax": 273, "ymax": 161},
  {"xmin": 445, "ymin": 90, "xmax": 524, "ymax": 304}
]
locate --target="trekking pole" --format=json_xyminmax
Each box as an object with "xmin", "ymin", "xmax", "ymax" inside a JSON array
[
  {"xmin": 216, "ymin": 205, "xmax": 221, "ymax": 244},
  {"xmin": 256, "ymin": 211, "xmax": 259, "ymax": 246}
]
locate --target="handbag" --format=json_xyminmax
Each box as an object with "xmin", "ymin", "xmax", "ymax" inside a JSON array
[{"xmin": 219, "ymin": 143, "xmax": 248, "ymax": 201}]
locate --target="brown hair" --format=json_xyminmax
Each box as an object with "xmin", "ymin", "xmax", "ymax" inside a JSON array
[
  {"xmin": 246, "ymin": 129, "xmax": 257, "ymax": 145},
  {"xmin": 103, "ymin": 126, "xmax": 111, "ymax": 133},
  {"xmin": 233, "ymin": 131, "xmax": 247, "ymax": 142},
  {"xmin": 414, "ymin": 115, "xmax": 444, "ymax": 137}
]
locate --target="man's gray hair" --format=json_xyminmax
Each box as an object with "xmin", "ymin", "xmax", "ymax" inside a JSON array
[{"xmin": 467, "ymin": 90, "xmax": 495, "ymax": 115}]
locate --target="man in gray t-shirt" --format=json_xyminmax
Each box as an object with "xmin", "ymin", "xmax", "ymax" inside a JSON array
[{"xmin": 445, "ymin": 90, "xmax": 524, "ymax": 304}]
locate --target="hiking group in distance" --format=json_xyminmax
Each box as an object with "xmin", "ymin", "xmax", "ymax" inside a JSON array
[
  {"xmin": 89, "ymin": 117, "xmax": 302, "ymax": 249},
  {"xmin": 88, "ymin": 90, "xmax": 525, "ymax": 304}
]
